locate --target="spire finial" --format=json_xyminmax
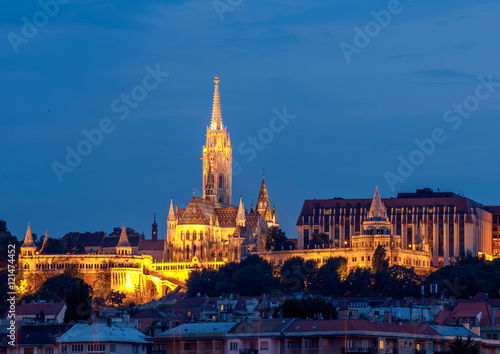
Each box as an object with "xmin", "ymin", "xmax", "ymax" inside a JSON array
[
  {"xmin": 263, "ymin": 168, "xmax": 265, "ymax": 180},
  {"xmin": 154, "ymin": 213, "xmax": 156, "ymax": 223},
  {"xmin": 210, "ymin": 74, "xmax": 222, "ymax": 130}
]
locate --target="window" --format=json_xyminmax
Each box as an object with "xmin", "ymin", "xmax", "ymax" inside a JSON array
[
  {"xmin": 132, "ymin": 345, "xmax": 138, "ymax": 353},
  {"xmin": 260, "ymin": 341, "xmax": 269, "ymax": 350},
  {"xmin": 230, "ymin": 342, "xmax": 238, "ymax": 351},
  {"xmin": 409, "ymin": 342, "xmax": 413, "ymax": 350},
  {"xmin": 71, "ymin": 345, "xmax": 83, "ymax": 352},
  {"xmin": 110, "ymin": 344, "xmax": 116, "ymax": 352},
  {"xmin": 304, "ymin": 340, "xmax": 312, "ymax": 348},
  {"xmin": 61, "ymin": 346, "xmax": 67, "ymax": 353},
  {"xmin": 46, "ymin": 349, "xmax": 53, "ymax": 354},
  {"xmin": 346, "ymin": 340, "xmax": 352, "ymax": 349},
  {"xmin": 156, "ymin": 345, "xmax": 164, "ymax": 351},
  {"xmin": 379, "ymin": 340, "xmax": 384, "ymax": 350},
  {"xmin": 88, "ymin": 344, "xmax": 105, "ymax": 353},
  {"xmin": 362, "ymin": 340, "xmax": 369, "ymax": 348}
]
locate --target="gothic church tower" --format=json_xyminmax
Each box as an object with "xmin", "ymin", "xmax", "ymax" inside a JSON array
[{"xmin": 202, "ymin": 74, "xmax": 232, "ymax": 205}]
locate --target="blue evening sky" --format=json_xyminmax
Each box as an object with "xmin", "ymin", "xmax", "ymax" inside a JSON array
[{"xmin": 1, "ymin": 0, "xmax": 499, "ymax": 241}]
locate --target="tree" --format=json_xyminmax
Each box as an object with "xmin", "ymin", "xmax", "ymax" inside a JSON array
[
  {"xmin": 93, "ymin": 271, "xmax": 112, "ymax": 299},
  {"xmin": 308, "ymin": 257, "xmax": 347, "ymax": 295},
  {"xmin": 274, "ymin": 297, "xmax": 337, "ymax": 319},
  {"xmin": 108, "ymin": 291, "xmax": 126, "ymax": 307},
  {"xmin": 233, "ymin": 256, "xmax": 278, "ymax": 295},
  {"xmin": 281, "ymin": 257, "xmax": 317, "ymax": 292},
  {"xmin": 307, "ymin": 232, "xmax": 331, "ymax": 249},
  {"xmin": 372, "ymin": 265, "xmax": 421, "ymax": 298},
  {"xmin": 73, "ymin": 243, "xmax": 87, "ymax": 255},
  {"xmin": 0, "ymin": 220, "xmax": 19, "ymax": 268},
  {"xmin": 449, "ymin": 335, "xmax": 480, "ymax": 354},
  {"xmin": 186, "ymin": 268, "xmax": 217, "ymax": 297},
  {"xmin": 40, "ymin": 238, "xmax": 66, "ymax": 254},
  {"xmin": 345, "ymin": 268, "xmax": 373, "ymax": 296},
  {"xmin": 64, "ymin": 279, "xmax": 92, "ymax": 323},
  {"xmin": 372, "ymin": 245, "xmax": 389, "ymax": 273},
  {"xmin": 266, "ymin": 227, "xmax": 293, "ymax": 251}
]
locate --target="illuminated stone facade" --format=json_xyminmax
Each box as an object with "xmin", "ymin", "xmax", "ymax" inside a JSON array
[
  {"xmin": 162, "ymin": 75, "xmax": 278, "ymax": 263},
  {"xmin": 297, "ymin": 188, "xmax": 497, "ymax": 268},
  {"xmin": 18, "ymin": 75, "xmax": 279, "ymax": 302},
  {"xmin": 259, "ymin": 187, "xmax": 432, "ymax": 274}
]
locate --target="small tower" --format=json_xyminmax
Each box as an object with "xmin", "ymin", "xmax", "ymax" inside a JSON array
[
  {"xmin": 236, "ymin": 196, "xmax": 246, "ymax": 227},
  {"xmin": 40, "ymin": 229, "xmax": 50, "ymax": 254},
  {"xmin": 116, "ymin": 223, "xmax": 132, "ymax": 255},
  {"xmin": 164, "ymin": 197, "xmax": 177, "ymax": 261},
  {"xmin": 21, "ymin": 223, "xmax": 37, "ymax": 256},
  {"xmin": 152, "ymin": 213, "xmax": 158, "ymax": 241}
]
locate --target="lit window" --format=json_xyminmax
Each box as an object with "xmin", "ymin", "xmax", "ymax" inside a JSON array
[{"xmin": 379, "ymin": 340, "xmax": 384, "ymax": 349}]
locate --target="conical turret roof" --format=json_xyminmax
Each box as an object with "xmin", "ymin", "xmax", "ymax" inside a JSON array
[
  {"xmin": 22, "ymin": 223, "xmax": 36, "ymax": 248},
  {"xmin": 368, "ymin": 186, "xmax": 388, "ymax": 220},
  {"xmin": 116, "ymin": 223, "xmax": 131, "ymax": 247}
]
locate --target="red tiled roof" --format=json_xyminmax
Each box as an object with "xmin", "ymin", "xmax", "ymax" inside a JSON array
[
  {"xmin": 13, "ymin": 302, "xmax": 65, "ymax": 317},
  {"xmin": 141, "ymin": 240, "xmax": 164, "ymax": 251}
]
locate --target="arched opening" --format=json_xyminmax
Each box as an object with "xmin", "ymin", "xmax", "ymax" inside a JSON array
[{"xmin": 219, "ymin": 174, "xmax": 224, "ymax": 188}]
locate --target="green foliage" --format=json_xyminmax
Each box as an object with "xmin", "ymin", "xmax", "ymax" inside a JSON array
[
  {"xmin": 424, "ymin": 256, "xmax": 500, "ymax": 299},
  {"xmin": 73, "ymin": 244, "xmax": 87, "ymax": 255},
  {"xmin": 40, "ymin": 238, "xmax": 66, "ymax": 255},
  {"xmin": 308, "ymin": 257, "xmax": 347, "ymax": 295},
  {"xmin": 107, "ymin": 291, "xmax": 126, "ymax": 306},
  {"xmin": 307, "ymin": 232, "xmax": 331, "ymax": 249},
  {"xmin": 280, "ymin": 257, "xmax": 317, "ymax": 292},
  {"xmin": 64, "ymin": 279, "xmax": 92, "ymax": 323},
  {"xmin": 186, "ymin": 256, "xmax": 277, "ymax": 296},
  {"xmin": 93, "ymin": 271, "xmax": 111, "ymax": 299},
  {"xmin": 345, "ymin": 268, "xmax": 373, "ymax": 296},
  {"xmin": 372, "ymin": 245, "xmax": 389, "ymax": 273},
  {"xmin": 0, "ymin": 220, "xmax": 19, "ymax": 269},
  {"xmin": 266, "ymin": 227, "xmax": 294, "ymax": 251},
  {"xmin": 186, "ymin": 268, "xmax": 218, "ymax": 297},
  {"xmin": 449, "ymin": 335, "xmax": 480, "ymax": 354},
  {"xmin": 372, "ymin": 265, "xmax": 421, "ymax": 298},
  {"xmin": 274, "ymin": 297, "xmax": 337, "ymax": 319}
]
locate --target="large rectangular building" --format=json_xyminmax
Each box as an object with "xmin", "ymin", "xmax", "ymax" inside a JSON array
[{"xmin": 297, "ymin": 188, "xmax": 498, "ymax": 267}]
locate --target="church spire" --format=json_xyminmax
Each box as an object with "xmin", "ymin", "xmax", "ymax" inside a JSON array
[
  {"xmin": 256, "ymin": 175, "xmax": 272, "ymax": 220},
  {"xmin": 368, "ymin": 186, "xmax": 388, "ymax": 220},
  {"xmin": 237, "ymin": 195, "xmax": 246, "ymax": 227},
  {"xmin": 168, "ymin": 197, "xmax": 176, "ymax": 221},
  {"xmin": 210, "ymin": 74, "xmax": 222, "ymax": 130}
]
